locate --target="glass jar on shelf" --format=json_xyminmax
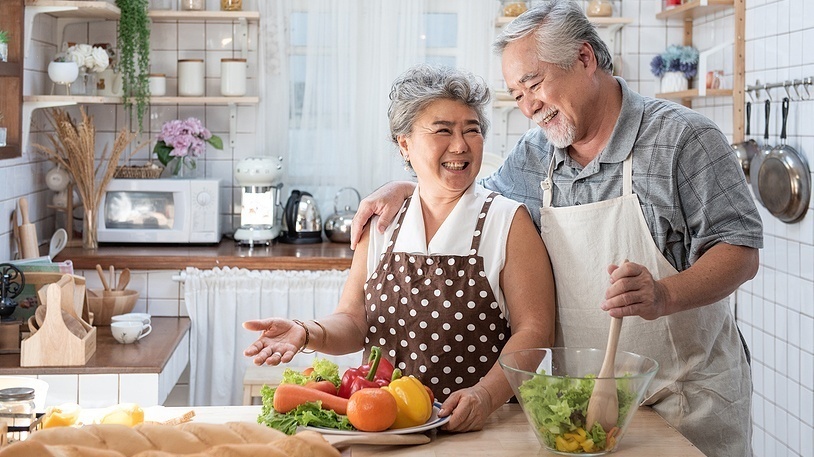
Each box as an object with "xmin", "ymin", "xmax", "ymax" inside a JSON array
[
  {"xmin": 501, "ymin": 1, "xmax": 528, "ymax": 17},
  {"xmin": 0, "ymin": 387, "xmax": 36, "ymax": 443},
  {"xmin": 180, "ymin": 0, "xmax": 204, "ymax": 11},
  {"xmin": 220, "ymin": 0, "xmax": 242, "ymax": 11},
  {"xmin": 586, "ymin": 0, "xmax": 614, "ymax": 17}
]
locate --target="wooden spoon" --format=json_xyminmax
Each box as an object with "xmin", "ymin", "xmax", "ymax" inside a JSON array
[
  {"xmin": 109, "ymin": 265, "xmax": 115, "ymax": 291},
  {"xmin": 116, "ymin": 268, "xmax": 131, "ymax": 291},
  {"xmin": 96, "ymin": 264, "xmax": 110, "ymax": 291},
  {"xmin": 585, "ymin": 316, "xmax": 622, "ymax": 433}
]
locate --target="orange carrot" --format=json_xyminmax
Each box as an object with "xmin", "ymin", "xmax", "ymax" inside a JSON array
[
  {"xmin": 273, "ymin": 383, "xmax": 348, "ymax": 415},
  {"xmin": 305, "ymin": 380, "xmax": 338, "ymax": 395},
  {"xmin": 302, "ymin": 367, "xmax": 315, "ymax": 376}
]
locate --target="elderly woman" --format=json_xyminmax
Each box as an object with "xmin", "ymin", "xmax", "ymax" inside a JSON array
[{"xmin": 244, "ymin": 64, "xmax": 555, "ymax": 432}]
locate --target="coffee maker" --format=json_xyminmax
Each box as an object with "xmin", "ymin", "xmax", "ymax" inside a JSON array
[{"xmin": 233, "ymin": 156, "xmax": 284, "ymax": 245}]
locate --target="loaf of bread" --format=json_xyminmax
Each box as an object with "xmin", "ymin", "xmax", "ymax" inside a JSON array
[{"xmin": 0, "ymin": 422, "xmax": 340, "ymax": 457}]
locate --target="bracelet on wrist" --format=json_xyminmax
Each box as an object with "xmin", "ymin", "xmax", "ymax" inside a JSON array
[
  {"xmin": 310, "ymin": 319, "xmax": 327, "ymax": 348},
  {"xmin": 292, "ymin": 319, "xmax": 314, "ymax": 354}
]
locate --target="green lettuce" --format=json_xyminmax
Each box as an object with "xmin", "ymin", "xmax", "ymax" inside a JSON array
[{"xmin": 518, "ymin": 374, "xmax": 637, "ymax": 451}]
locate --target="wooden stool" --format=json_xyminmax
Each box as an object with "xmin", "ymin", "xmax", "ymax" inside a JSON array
[{"xmin": 242, "ymin": 365, "xmax": 307, "ymax": 405}]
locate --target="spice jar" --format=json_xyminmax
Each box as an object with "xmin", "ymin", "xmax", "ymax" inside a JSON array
[
  {"xmin": 501, "ymin": 1, "xmax": 527, "ymax": 17},
  {"xmin": 586, "ymin": 0, "xmax": 614, "ymax": 17},
  {"xmin": 178, "ymin": 59, "xmax": 205, "ymax": 96},
  {"xmin": 180, "ymin": 0, "xmax": 204, "ymax": 11},
  {"xmin": 220, "ymin": 0, "xmax": 242, "ymax": 11},
  {"xmin": 0, "ymin": 387, "xmax": 36, "ymax": 443},
  {"xmin": 220, "ymin": 58, "xmax": 247, "ymax": 96}
]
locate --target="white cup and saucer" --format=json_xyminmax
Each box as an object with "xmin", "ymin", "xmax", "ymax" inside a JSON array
[{"xmin": 110, "ymin": 313, "xmax": 152, "ymax": 344}]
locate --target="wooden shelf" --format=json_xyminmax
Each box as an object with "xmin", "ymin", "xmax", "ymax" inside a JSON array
[
  {"xmin": 655, "ymin": 88, "xmax": 733, "ymax": 100},
  {"xmin": 24, "ymin": 95, "xmax": 260, "ymax": 105},
  {"xmin": 24, "ymin": 0, "xmax": 120, "ymax": 19},
  {"xmin": 0, "ymin": 62, "xmax": 22, "ymax": 76},
  {"xmin": 656, "ymin": 0, "xmax": 734, "ymax": 20},
  {"xmin": 0, "ymin": 145, "xmax": 21, "ymax": 160},
  {"xmin": 149, "ymin": 10, "xmax": 259, "ymax": 22},
  {"xmin": 496, "ymin": 15, "xmax": 632, "ymax": 27}
]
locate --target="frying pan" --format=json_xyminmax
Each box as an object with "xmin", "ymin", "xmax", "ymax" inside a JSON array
[
  {"xmin": 757, "ymin": 97, "xmax": 811, "ymax": 223},
  {"xmin": 731, "ymin": 101, "xmax": 759, "ymax": 182},
  {"xmin": 750, "ymin": 100, "xmax": 773, "ymax": 205}
]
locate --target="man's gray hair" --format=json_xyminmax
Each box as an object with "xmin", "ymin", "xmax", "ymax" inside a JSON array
[
  {"xmin": 388, "ymin": 64, "xmax": 491, "ymax": 144},
  {"xmin": 493, "ymin": 0, "xmax": 614, "ymax": 74}
]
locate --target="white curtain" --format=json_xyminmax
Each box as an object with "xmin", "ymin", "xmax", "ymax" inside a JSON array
[
  {"xmin": 184, "ymin": 267, "xmax": 358, "ymax": 406},
  {"xmin": 256, "ymin": 0, "xmax": 497, "ymax": 217}
]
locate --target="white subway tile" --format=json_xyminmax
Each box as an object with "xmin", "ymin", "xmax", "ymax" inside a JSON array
[
  {"xmin": 120, "ymin": 373, "xmax": 160, "ymax": 406},
  {"xmin": 37, "ymin": 374, "xmax": 78, "ymax": 407},
  {"xmin": 78, "ymin": 374, "xmax": 118, "ymax": 408}
]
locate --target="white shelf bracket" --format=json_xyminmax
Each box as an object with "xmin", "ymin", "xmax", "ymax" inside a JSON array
[
  {"xmin": 697, "ymin": 41, "xmax": 732, "ymax": 97},
  {"xmin": 24, "ymin": 5, "xmax": 76, "ymax": 57},
  {"xmin": 239, "ymin": 17, "xmax": 248, "ymax": 60},
  {"xmin": 22, "ymin": 100, "xmax": 76, "ymax": 154},
  {"xmin": 229, "ymin": 103, "xmax": 237, "ymax": 148}
]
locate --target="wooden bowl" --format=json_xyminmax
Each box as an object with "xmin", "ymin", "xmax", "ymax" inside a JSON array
[{"xmin": 87, "ymin": 289, "xmax": 138, "ymax": 326}]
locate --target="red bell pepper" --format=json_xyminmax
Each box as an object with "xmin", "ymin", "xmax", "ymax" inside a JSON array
[{"xmin": 337, "ymin": 346, "xmax": 397, "ymax": 398}]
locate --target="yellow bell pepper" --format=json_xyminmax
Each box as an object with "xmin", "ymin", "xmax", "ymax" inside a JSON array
[{"xmin": 382, "ymin": 375, "xmax": 432, "ymax": 429}]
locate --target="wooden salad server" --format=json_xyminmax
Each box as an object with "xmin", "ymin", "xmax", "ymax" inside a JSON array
[{"xmin": 585, "ymin": 316, "xmax": 623, "ymax": 433}]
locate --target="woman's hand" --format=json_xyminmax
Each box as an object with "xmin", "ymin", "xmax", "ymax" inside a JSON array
[
  {"xmin": 242, "ymin": 318, "xmax": 303, "ymax": 366},
  {"xmin": 350, "ymin": 181, "xmax": 416, "ymax": 249},
  {"xmin": 437, "ymin": 384, "xmax": 494, "ymax": 432}
]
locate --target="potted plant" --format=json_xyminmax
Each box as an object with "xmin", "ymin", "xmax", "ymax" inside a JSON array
[
  {"xmin": 116, "ymin": 0, "xmax": 151, "ymax": 133},
  {"xmin": 0, "ymin": 29, "xmax": 9, "ymax": 62},
  {"xmin": 48, "ymin": 54, "xmax": 80, "ymax": 92},
  {"xmin": 650, "ymin": 45, "xmax": 699, "ymax": 93}
]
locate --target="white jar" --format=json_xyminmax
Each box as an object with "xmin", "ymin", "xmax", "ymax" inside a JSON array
[
  {"xmin": 148, "ymin": 73, "xmax": 166, "ymax": 96},
  {"xmin": 177, "ymin": 59, "xmax": 204, "ymax": 96},
  {"xmin": 220, "ymin": 58, "xmax": 247, "ymax": 96}
]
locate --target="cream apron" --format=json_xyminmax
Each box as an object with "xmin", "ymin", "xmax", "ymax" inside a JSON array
[{"xmin": 540, "ymin": 153, "xmax": 752, "ymax": 457}]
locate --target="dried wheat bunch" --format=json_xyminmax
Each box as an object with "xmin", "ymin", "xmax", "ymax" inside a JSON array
[{"xmin": 32, "ymin": 107, "xmax": 144, "ymax": 217}]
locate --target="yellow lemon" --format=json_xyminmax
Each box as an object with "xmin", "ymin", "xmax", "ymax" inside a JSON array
[
  {"xmin": 99, "ymin": 403, "xmax": 144, "ymax": 427},
  {"xmin": 42, "ymin": 403, "xmax": 81, "ymax": 428}
]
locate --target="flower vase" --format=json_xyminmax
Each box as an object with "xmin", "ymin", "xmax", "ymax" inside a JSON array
[
  {"xmin": 82, "ymin": 207, "xmax": 98, "ymax": 250},
  {"xmin": 72, "ymin": 69, "xmax": 87, "ymax": 95},
  {"xmin": 0, "ymin": 43, "xmax": 8, "ymax": 62},
  {"xmin": 167, "ymin": 157, "xmax": 198, "ymax": 178},
  {"xmin": 660, "ymin": 71, "xmax": 688, "ymax": 93}
]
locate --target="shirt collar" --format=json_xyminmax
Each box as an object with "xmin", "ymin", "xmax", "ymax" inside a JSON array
[{"xmin": 550, "ymin": 77, "xmax": 645, "ymax": 169}]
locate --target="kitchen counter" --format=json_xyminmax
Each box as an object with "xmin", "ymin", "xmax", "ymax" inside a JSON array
[
  {"xmin": 91, "ymin": 403, "xmax": 703, "ymax": 456},
  {"xmin": 0, "ymin": 317, "xmax": 190, "ymax": 375},
  {"xmin": 54, "ymin": 238, "xmax": 354, "ymax": 271}
]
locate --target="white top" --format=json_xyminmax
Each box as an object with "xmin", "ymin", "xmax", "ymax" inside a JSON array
[{"xmin": 368, "ymin": 184, "xmax": 521, "ymax": 315}]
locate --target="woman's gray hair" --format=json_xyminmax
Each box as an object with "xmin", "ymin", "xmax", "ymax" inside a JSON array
[
  {"xmin": 388, "ymin": 64, "xmax": 491, "ymax": 145},
  {"xmin": 493, "ymin": 0, "xmax": 613, "ymax": 74}
]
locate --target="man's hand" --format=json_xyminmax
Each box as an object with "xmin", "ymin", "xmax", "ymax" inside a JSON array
[
  {"xmin": 350, "ymin": 181, "xmax": 416, "ymax": 249},
  {"xmin": 601, "ymin": 261, "xmax": 668, "ymax": 320}
]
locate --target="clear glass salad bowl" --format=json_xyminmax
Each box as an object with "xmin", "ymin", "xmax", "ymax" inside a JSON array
[{"xmin": 499, "ymin": 347, "xmax": 658, "ymax": 456}]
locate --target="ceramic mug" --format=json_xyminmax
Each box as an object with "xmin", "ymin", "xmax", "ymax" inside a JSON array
[
  {"xmin": 111, "ymin": 321, "xmax": 151, "ymax": 344},
  {"xmin": 111, "ymin": 313, "xmax": 151, "ymax": 326}
]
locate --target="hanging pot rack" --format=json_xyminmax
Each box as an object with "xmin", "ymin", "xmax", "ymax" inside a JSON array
[{"xmin": 746, "ymin": 77, "xmax": 812, "ymax": 102}]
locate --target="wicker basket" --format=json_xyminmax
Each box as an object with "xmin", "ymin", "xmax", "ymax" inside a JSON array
[{"xmin": 114, "ymin": 164, "xmax": 164, "ymax": 179}]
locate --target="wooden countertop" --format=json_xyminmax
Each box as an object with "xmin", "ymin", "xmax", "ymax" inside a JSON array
[
  {"xmin": 96, "ymin": 404, "xmax": 703, "ymax": 456},
  {"xmin": 54, "ymin": 238, "xmax": 354, "ymax": 271},
  {"xmin": 0, "ymin": 317, "xmax": 190, "ymax": 375}
]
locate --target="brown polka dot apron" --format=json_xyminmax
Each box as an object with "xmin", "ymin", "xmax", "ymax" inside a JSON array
[{"xmin": 364, "ymin": 193, "xmax": 509, "ymax": 401}]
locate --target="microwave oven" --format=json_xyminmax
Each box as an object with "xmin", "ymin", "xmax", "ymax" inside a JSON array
[{"xmin": 97, "ymin": 178, "xmax": 221, "ymax": 244}]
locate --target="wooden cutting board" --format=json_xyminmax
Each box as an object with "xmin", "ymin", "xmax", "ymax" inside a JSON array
[{"xmin": 35, "ymin": 305, "xmax": 87, "ymax": 339}]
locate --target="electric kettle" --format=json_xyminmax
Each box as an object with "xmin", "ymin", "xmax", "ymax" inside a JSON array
[{"xmin": 280, "ymin": 190, "xmax": 323, "ymax": 244}]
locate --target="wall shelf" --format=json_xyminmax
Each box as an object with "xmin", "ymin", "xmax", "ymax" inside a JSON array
[
  {"xmin": 148, "ymin": 10, "xmax": 259, "ymax": 22},
  {"xmin": 656, "ymin": 0, "xmax": 734, "ymax": 20},
  {"xmin": 24, "ymin": 95, "xmax": 260, "ymax": 105},
  {"xmin": 655, "ymin": 88, "xmax": 732, "ymax": 100},
  {"xmin": 495, "ymin": 15, "xmax": 633, "ymax": 27}
]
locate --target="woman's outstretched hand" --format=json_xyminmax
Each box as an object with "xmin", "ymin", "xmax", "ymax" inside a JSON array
[{"xmin": 243, "ymin": 318, "xmax": 303, "ymax": 366}]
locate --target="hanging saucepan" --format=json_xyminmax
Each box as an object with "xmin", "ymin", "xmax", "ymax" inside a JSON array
[
  {"xmin": 731, "ymin": 101, "xmax": 759, "ymax": 183},
  {"xmin": 750, "ymin": 99, "xmax": 773, "ymax": 205},
  {"xmin": 756, "ymin": 97, "xmax": 811, "ymax": 223}
]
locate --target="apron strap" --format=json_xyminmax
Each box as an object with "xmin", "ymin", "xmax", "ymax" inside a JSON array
[
  {"xmin": 622, "ymin": 153, "xmax": 633, "ymax": 196},
  {"xmin": 384, "ymin": 197, "xmax": 412, "ymax": 255},
  {"xmin": 470, "ymin": 192, "xmax": 499, "ymax": 254},
  {"xmin": 541, "ymin": 154, "xmax": 557, "ymax": 209}
]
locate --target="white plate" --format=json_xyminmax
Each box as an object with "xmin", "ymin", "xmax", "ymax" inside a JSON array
[{"xmin": 303, "ymin": 403, "xmax": 449, "ymax": 435}]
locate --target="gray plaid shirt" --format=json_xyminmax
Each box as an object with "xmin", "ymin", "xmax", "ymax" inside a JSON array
[{"xmin": 482, "ymin": 77, "xmax": 763, "ymax": 271}]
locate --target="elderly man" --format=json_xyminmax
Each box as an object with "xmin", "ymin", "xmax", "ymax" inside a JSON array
[{"xmin": 351, "ymin": 1, "xmax": 762, "ymax": 455}]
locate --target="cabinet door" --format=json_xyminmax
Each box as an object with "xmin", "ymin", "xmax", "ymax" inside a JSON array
[{"xmin": 0, "ymin": 0, "xmax": 23, "ymax": 159}]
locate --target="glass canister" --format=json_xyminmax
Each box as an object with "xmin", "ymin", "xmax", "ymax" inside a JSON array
[
  {"xmin": 180, "ymin": 0, "xmax": 204, "ymax": 11},
  {"xmin": 0, "ymin": 387, "xmax": 36, "ymax": 443},
  {"xmin": 221, "ymin": 0, "xmax": 242, "ymax": 11},
  {"xmin": 501, "ymin": 1, "xmax": 528, "ymax": 17},
  {"xmin": 220, "ymin": 58, "xmax": 247, "ymax": 96},
  {"xmin": 178, "ymin": 59, "xmax": 205, "ymax": 96},
  {"xmin": 151, "ymin": 0, "xmax": 173, "ymax": 10},
  {"xmin": 586, "ymin": 0, "xmax": 614, "ymax": 17}
]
